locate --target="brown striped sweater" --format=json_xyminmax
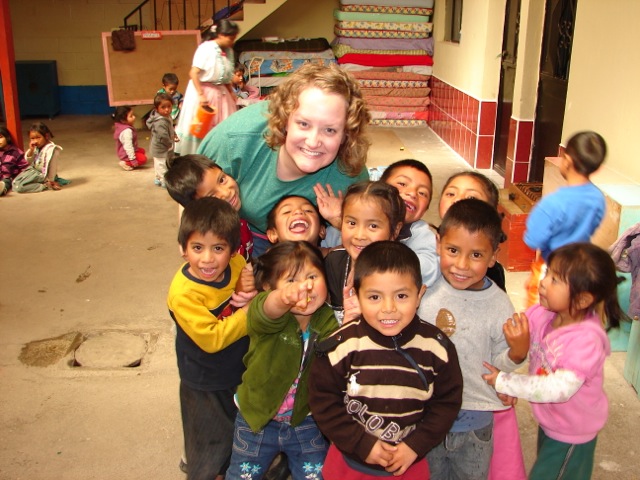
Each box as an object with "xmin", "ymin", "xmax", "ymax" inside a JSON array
[{"xmin": 309, "ymin": 315, "xmax": 463, "ymax": 472}]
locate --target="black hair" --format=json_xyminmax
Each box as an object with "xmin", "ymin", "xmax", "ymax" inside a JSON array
[
  {"xmin": 178, "ymin": 197, "xmax": 240, "ymax": 251},
  {"xmin": 162, "ymin": 73, "xmax": 179, "ymax": 85},
  {"xmin": 112, "ymin": 105, "xmax": 133, "ymax": 124},
  {"xmin": 201, "ymin": 18, "xmax": 239, "ymax": 41},
  {"xmin": 254, "ymin": 241, "xmax": 325, "ymax": 292},
  {"xmin": 441, "ymin": 171, "xmax": 499, "ymax": 209},
  {"xmin": 266, "ymin": 195, "xmax": 321, "ymax": 231},
  {"xmin": 564, "ymin": 131, "xmax": 607, "ymax": 176},
  {"xmin": 547, "ymin": 243, "xmax": 627, "ymax": 329},
  {"xmin": 165, "ymin": 154, "xmax": 222, "ymax": 207},
  {"xmin": 28, "ymin": 122, "xmax": 54, "ymax": 139},
  {"xmin": 380, "ymin": 159, "xmax": 433, "ymax": 189},
  {"xmin": 439, "ymin": 198, "xmax": 505, "ymax": 250},
  {"xmin": 0, "ymin": 125, "xmax": 17, "ymax": 145},
  {"xmin": 354, "ymin": 241, "xmax": 422, "ymax": 293},
  {"xmin": 154, "ymin": 92, "xmax": 173, "ymax": 108},
  {"xmin": 343, "ymin": 181, "xmax": 405, "ymax": 235},
  {"xmin": 234, "ymin": 62, "xmax": 246, "ymax": 75},
  {"xmin": 380, "ymin": 158, "xmax": 434, "ymax": 209}
]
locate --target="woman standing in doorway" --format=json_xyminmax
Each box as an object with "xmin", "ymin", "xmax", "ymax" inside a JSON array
[{"xmin": 175, "ymin": 18, "xmax": 239, "ymax": 155}]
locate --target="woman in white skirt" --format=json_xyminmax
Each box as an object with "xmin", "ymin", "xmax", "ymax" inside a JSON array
[{"xmin": 175, "ymin": 19, "xmax": 239, "ymax": 155}]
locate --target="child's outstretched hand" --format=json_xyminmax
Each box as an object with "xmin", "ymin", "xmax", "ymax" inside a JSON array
[
  {"xmin": 386, "ymin": 442, "xmax": 418, "ymax": 476},
  {"xmin": 504, "ymin": 312, "xmax": 530, "ymax": 364},
  {"xmin": 482, "ymin": 362, "xmax": 518, "ymax": 406},
  {"xmin": 314, "ymin": 183, "xmax": 343, "ymax": 229},
  {"xmin": 365, "ymin": 439, "xmax": 396, "ymax": 468},
  {"xmin": 482, "ymin": 361, "xmax": 500, "ymax": 387},
  {"xmin": 279, "ymin": 279, "xmax": 314, "ymax": 311}
]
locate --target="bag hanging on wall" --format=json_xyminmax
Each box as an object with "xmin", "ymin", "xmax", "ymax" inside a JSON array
[{"xmin": 112, "ymin": 29, "xmax": 136, "ymax": 51}]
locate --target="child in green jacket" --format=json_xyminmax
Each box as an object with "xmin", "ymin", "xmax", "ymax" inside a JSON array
[{"xmin": 226, "ymin": 241, "xmax": 339, "ymax": 480}]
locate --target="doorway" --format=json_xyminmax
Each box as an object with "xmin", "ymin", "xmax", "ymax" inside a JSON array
[
  {"xmin": 493, "ymin": 0, "xmax": 521, "ymax": 177},
  {"xmin": 529, "ymin": 0, "xmax": 578, "ymax": 181}
]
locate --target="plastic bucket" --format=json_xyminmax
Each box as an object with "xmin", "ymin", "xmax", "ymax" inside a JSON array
[{"xmin": 189, "ymin": 105, "xmax": 217, "ymax": 139}]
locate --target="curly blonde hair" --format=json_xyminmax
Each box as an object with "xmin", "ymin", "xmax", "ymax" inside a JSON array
[{"xmin": 265, "ymin": 63, "xmax": 371, "ymax": 177}]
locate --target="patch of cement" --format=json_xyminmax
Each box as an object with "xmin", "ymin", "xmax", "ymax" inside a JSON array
[
  {"xmin": 74, "ymin": 331, "xmax": 148, "ymax": 368},
  {"xmin": 19, "ymin": 332, "xmax": 83, "ymax": 367}
]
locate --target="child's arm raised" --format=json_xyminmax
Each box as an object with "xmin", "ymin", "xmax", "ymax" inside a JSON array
[
  {"xmin": 504, "ymin": 312, "xmax": 530, "ymax": 364},
  {"xmin": 314, "ymin": 183, "xmax": 343, "ymax": 230},
  {"xmin": 230, "ymin": 263, "xmax": 257, "ymax": 308}
]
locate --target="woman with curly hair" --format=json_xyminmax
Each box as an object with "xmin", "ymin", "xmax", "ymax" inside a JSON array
[{"xmin": 197, "ymin": 63, "xmax": 371, "ymax": 256}]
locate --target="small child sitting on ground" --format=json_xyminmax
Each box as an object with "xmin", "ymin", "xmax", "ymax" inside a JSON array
[
  {"xmin": 231, "ymin": 63, "xmax": 260, "ymax": 107},
  {"xmin": 113, "ymin": 106, "xmax": 147, "ymax": 171},
  {"xmin": 0, "ymin": 125, "xmax": 28, "ymax": 196},
  {"xmin": 13, "ymin": 122, "xmax": 64, "ymax": 193}
]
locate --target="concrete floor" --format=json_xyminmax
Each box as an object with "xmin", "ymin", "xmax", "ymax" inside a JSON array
[{"xmin": 0, "ymin": 116, "xmax": 638, "ymax": 479}]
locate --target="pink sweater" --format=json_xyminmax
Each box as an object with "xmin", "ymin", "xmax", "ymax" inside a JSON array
[{"xmin": 497, "ymin": 304, "xmax": 610, "ymax": 444}]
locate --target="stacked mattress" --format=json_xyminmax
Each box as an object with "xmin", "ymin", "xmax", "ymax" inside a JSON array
[
  {"xmin": 234, "ymin": 37, "xmax": 337, "ymax": 96},
  {"xmin": 333, "ymin": 0, "xmax": 434, "ymax": 126}
]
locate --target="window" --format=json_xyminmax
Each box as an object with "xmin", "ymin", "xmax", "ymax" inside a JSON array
[{"xmin": 446, "ymin": 0, "xmax": 463, "ymax": 43}]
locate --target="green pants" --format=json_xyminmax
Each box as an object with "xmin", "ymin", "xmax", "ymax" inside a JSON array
[{"xmin": 529, "ymin": 427, "xmax": 597, "ymax": 480}]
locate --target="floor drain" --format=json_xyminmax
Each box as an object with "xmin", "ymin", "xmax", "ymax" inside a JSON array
[{"xmin": 73, "ymin": 331, "xmax": 148, "ymax": 368}]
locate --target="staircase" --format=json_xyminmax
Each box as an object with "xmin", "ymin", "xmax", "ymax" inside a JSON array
[{"xmin": 123, "ymin": 0, "xmax": 288, "ymax": 39}]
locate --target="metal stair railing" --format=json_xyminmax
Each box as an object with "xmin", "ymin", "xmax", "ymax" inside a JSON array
[{"xmin": 122, "ymin": 0, "xmax": 241, "ymax": 31}]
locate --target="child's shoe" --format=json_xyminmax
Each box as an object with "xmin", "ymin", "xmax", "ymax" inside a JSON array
[{"xmin": 154, "ymin": 178, "xmax": 161, "ymax": 186}]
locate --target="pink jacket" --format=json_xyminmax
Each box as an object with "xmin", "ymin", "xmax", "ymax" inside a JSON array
[{"xmin": 526, "ymin": 304, "xmax": 610, "ymax": 444}]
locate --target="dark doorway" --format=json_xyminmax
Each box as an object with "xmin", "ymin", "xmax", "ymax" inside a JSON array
[
  {"xmin": 493, "ymin": 0, "xmax": 521, "ymax": 177},
  {"xmin": 529, "ymin": 0, "xmax": 578, "ymax": 181}
]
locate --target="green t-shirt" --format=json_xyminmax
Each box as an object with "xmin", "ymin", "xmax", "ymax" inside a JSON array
[{"xmin": 197, "ymin": 101, "xmax": 369, "ymax": 234}]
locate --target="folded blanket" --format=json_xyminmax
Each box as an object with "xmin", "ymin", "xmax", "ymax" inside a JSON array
[
  {"xmin": 365, "ymin": 95, "xmax": 430, "ymax": 107},
  {"xmin": 341, "ymin": 0, "xmax": 434, "ymax": 7},
  {"xmin": 339, "ymin": 64, "xmax": 433, "ymax": 76},
  {"xmin": 335, "ymin": 25, "xmax": 432, "ymax": 39},
  {"xmin": 337, "ymin": 52, "xmax": 434, "ymax": 67},
  {"xmin": 336, "ymin": 20, "xmax": 433, "ymax": 33},
  {"xmin": 333, "ymin": 44, "xmax": 430, "ymax": 58},
  {"xmin": 334, "ymin": 9, "xmax": 431, "ymax": 22},
  {"xmin": 351, "ymin": 70, "xmax": 430, "ymax": 81},
  {"xmin": 341, "ymin": 4, "xmax": 433, "ymax": 15},
  {"xmin": 333, "ymin": 36, "xmax": 434, "ymax": 55},
  {"xmin": 361, "ymin": 87, "xmax": 430, "ymax": 97},
  {"xmin": 370, "ymin": 110, "xmax": 430, "ymax": 120}
]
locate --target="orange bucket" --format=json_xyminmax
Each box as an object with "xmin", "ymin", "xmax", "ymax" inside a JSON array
[{"xmin": 189, "ymin": 105, "xmax": 217, "ymax": 139}]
